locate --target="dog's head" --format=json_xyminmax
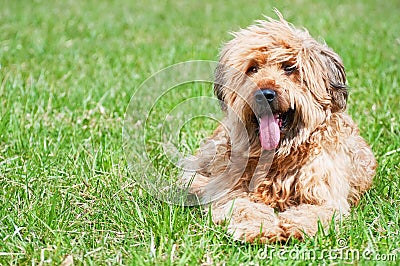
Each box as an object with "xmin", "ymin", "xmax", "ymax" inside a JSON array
[{"xmin": 215, "ymin": 10, "xmax": 347, "ymax": 152}]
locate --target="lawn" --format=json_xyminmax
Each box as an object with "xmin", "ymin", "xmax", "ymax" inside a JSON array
[{"xmin": 0, "ymin": 0, "xmax": 399, "ymax": 265}]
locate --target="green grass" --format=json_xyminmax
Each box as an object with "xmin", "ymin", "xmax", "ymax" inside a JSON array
[{"xmin": 1, "ymin": 0, "xmax": 399, "ymax": 264}]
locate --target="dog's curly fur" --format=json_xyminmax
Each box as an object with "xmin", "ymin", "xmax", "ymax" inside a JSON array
[{"xmin": 184, "ymin": 11, "xmax": 376, "ymax": 242}]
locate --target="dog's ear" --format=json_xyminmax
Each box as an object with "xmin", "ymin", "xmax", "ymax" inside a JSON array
[
  {"xmin": 214, "ymin": 63, "xmax": 227, "ymax": 111},
  {"xmin": 323, "ymin": 51, "xmax": 348, "ymax": 112}
]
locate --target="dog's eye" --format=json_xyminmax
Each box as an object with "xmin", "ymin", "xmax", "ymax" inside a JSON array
[
  {"xmin": 283, "ymin": 64, "xmax": 297, "ymax": 75},
  {"xmin": 246, "ymin": 66, "xmax": 259, "ymax": 75}
]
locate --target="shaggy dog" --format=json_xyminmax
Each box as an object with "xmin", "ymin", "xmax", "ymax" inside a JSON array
[{"xmin": 183, "ymin": 11, "xmax": 376, "ymax": 242}]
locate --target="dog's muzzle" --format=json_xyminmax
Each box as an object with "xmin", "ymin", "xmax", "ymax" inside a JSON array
[
  {"xmin": 255, "ymin": 89, "xmax": 276, "ymax": 105},
  {"xmin": 253, "ymin": 89, "xmax": 280, "ymax": 150},
  {"xmin": 253, "ymin": 89, "xmax": 295, "ymax": 151},
  {"xmin": 254, "ymin": 89, "xmax": 276, "ymax": 117}
]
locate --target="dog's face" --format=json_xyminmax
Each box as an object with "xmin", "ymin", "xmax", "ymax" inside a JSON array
[{"xmin": 215, "ymin": 14, "xmax": 348, "ymax": 152}]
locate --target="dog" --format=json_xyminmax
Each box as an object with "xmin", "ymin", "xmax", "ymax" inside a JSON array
[{"xmin": 182, "ymin": 10, "xmax": 376, "ymax": 242}]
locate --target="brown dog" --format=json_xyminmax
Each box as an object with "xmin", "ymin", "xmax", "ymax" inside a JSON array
[{"xmin": 183, "ymin": 10, "xmax": 376, "ymax": 242}]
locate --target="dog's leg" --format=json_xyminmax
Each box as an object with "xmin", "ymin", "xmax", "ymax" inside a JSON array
[
  {"xmin": 278, "ymin": 203, "xmax": 348, "ymax": 240},
  {"xmin": 274, "ymin": 143, "xmax": 358, "ymax": 240},
  {"xmin": 180, "ymin": 170, "xmax": 210, "ymax": 195},
  {"xmin": 212, "ymin": 197, "xmax": 284, "ymax": 242}
]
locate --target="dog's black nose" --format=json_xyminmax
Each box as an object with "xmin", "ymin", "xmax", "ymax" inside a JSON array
[{"xmin": 255, "ymin": 89, "xmax": 276, "ymax": 104}]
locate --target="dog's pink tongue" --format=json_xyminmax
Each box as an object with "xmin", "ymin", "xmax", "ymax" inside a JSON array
[{"xmin": 259, "ymin": 115, "xmax": 280, "ymax": 150}]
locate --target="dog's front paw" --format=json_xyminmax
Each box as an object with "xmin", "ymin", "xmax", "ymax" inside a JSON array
[
  {"xmin": 227, "ymin": 219, "xmax": 285, "ymax": 243},
  {"xmin": 212, "ymin": 198, "xmax": 284, "ymax": 242},
  {"xmin": 279, "ymin": 221, "xmax": 310, "ymax": 240},
  {"xmin": 278, "ymin": 204, "xmax": 336, "ymax": 240}
]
